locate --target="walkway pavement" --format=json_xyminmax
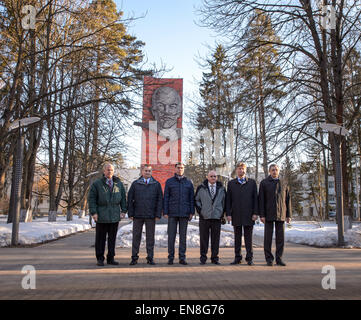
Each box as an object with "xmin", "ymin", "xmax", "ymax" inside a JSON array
[{"xmin": 0, "ymin": 222, "xmax": 360, "ymax": 300}]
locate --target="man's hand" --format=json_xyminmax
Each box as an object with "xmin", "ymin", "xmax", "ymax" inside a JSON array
[
  {"xmin": 129, "ymin": 217, "xmax": 133, "ymax": 220},
  {"xmin": 227, "ymin": 216, "xmax": 232, "ymax": 223},
  {"xmin": 260, "ymin": 217, "xmax": 265, "ymax": 224},
  {"xmin": 120, "ymin": 213, "xmax": 125, "ymax": 219},
  {"xmin": 252, "ymin": 215, "xmax": 258, "ymax": 221},
  {"xmin": 93, "ymin": 214, "xmax": 98, "ymax": 222},
  {"xmin": 164, "ymin": 215, "xmax": 168, "ymax": 219},
  {"xmin": 189, "ymin": 214, "xmax": 193, "ymax": 221},
  {"xmin": 156, "ymin": 217, "xmax": 160, "ymax": 221},
  {"xmin": 286, "ymin": 217, "xmax": 291, "ymax": 224}
]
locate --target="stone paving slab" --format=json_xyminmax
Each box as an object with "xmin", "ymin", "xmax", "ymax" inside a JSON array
[{"xmin": 0, "ymin": 225, "xmax": 360, "ymax": 300}]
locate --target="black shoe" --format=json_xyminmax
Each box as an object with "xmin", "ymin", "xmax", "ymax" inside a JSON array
[
  {"xmin": 179, "ymin": 260, "xmax": 188, "ymax": 265},
  {"xmin": 230, "ymin": 259, "xmax": 241, "ymax": 265},
  {"xmin": 129, "ymin": 259, "xmax": 137, "ymax": 265},
  {"xmin": 200, "ymin": 261, "xmax": 206, "ymax": 265},
  {"xmin": 168, "ymin": 259, "xmax": 174, "ymax": 265},
  {"xmin": 97, "ymin": 260, "xmax": 104, "ymax": 266},
  {"xmin": 147, "ymin": 259, "xmax": 156, "ymax": 265},
  {"xmin": 107, "ymin": 260, "xmax": 119, "ymax": 265},
  {"xmin": 276, "ymin": 260, "xmax": 286, "ymax": 266},
  {"xmin": 247, "ymin": 260, "xmax": 254, "ymax": 266},
  {"xmin": 266, "ymin": 261, "xmax": 273, "ymax": 266},
  {"xmin": 211, "ymin": 261, "xmax": 221, "ymax": 265}
]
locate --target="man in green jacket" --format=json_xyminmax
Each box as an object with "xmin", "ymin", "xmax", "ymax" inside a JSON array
[{"xmin": 88, "ymin": 163, "xmax": 127, "ymax": 266}]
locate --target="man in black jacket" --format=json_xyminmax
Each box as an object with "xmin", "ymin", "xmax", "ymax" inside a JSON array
[
  {"xmin": 163, "ymin": 162, "xmax": 195, "ymax": 265},
  {"xmin": 127, "ymin": 164, "xmax": 163, "ymax": 265},
  {"xmin": 226, "ymin": 162, "xmax": 258, "ymax": 266},
  {"xmin": 259, "ymin": 164, "xmax": 291, "ymax": 266}
]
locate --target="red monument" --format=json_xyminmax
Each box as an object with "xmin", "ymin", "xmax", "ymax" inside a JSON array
[{"xmin": 136, "ymin": 76, "xmax": 183, "ymax": 190}]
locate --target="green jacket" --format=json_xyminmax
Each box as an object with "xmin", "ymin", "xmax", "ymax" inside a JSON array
[{"xmin": 88, "ymin": 175, "xmax": 127, "ymax": 223}]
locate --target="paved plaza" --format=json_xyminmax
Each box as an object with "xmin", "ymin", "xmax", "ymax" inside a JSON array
[{"xmin": 0, "ymin": 222, "xmax": 360, "ymax": 300}]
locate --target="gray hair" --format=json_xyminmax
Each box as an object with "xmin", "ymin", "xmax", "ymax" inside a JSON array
[{"xmin": 103, "ymin": 163, "xmax": 114, "ymax": 171}]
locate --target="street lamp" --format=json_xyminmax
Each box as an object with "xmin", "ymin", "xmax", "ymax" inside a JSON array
[
  {"xmin": 86, "ymin": 171, "xmax": 99, "ymax": 224},
  {"xmin": 320, "ymin": 123, "xmax": 350, "ymax": 247},
  {"xmin": 8, "ymin": 117, "xmax": 41, "ymax": 246}
]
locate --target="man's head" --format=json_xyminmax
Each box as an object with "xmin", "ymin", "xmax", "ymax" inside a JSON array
[
  {"xmin": 207, "ymin": 170, "xmax": 217, "ymax": 185},
  {"xmin": 175, "ymin": 162, "xmax": 185, "ymax": 176},
  {"xmin": 236, "ymin": 162, "xmax": 247, "ymax": 178},
  {"xmin": 103, "ymin": 163, "xmax": 114, "ymax": 180},
  {"xmin": 269, "ymin": 164, "xmax": 279, "ymax": 179},
  {"xmin": 142, "ymin": 164, "xmax": 152, "ymax": 179},
  {"xmin": 151, "ymin": 86, "xmax": 182, "ymax": 130}
]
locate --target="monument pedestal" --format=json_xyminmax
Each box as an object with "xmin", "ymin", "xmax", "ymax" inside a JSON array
[{"xmin": 140, "ymin": 76, "xmax": 183, "ymax": 190}]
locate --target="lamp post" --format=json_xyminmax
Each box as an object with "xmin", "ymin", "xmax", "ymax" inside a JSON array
[
  {"xmin": 8, "ymin": 117, "xmax": 41, "ymax": 246},
  {"xmin": 86, "ymin": 171, "xmax": 99, "ymax": 225},
  {"xmin": 320, "ymin": 123, "xmax": 349, "ymax": 247}
]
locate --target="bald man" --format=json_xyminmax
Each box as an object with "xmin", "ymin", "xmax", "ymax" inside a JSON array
[{"xmin": 195, "ymin": 171, "xmax": 226, "ymax": 265}]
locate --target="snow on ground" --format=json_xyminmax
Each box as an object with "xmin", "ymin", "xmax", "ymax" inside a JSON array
[
  {"xmin": 116, "ymin": 221, "xmax": 234, "ymax": 248},
  {"xmin": 222, "ymin": 220, "xmax": 361, "ymax": 248},
  {"xmin": 117, "ymin": 218, "xmax": 361, "ymax": 249},
  {"xmin": 0, "ymin": 216, "xmax": 92, "ymax": 247},
  {"xmin": 1, "ymin": 214, "xmax": 360, "ymax": 249}
]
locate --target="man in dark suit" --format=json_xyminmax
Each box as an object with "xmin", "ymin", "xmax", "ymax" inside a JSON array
[
  {"xmin": 259, "ymin": 164, "xmax": 291, "ymax": 266},
  {"xmin": 226, "ymin": 162, "xmax": 258, "ymax": 266},
  {"xmin": 127, "ymin": 164, "xmax": 163, "ymax": 265},
  {"xmin": 163, "ymin": 162, "xmax": 195, "ymax": 265}
]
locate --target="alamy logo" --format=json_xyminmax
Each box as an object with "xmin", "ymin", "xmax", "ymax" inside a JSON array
[
  {"xmin": 21, "ymin": 5, "xmax": 36, "ymax": 30},
  {"xmin": 143, "ymin": 122, "xmax": 234, "ymax": 176},
  {"xmin": 320, "ymin": 5, "xmax": 336, "ymax": 30},
  {"xmin": 321, "ymin": 265, "xmax": 336, "ymax": 290},
  {"xmin": 21, "ymin": 265, "xmax": 36, "ymax": 289}
]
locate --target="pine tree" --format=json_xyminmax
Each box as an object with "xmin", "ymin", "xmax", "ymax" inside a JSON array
[
  {"xmin": 196, "ymin": 44, "xmax": 234, "ymax": 172},
  {"xmin": 234, "ymin": 10, "xmax": 286, "ymax": 177}
]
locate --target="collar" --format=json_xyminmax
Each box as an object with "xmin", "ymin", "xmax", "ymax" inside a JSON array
[
  {"xmin": 208, "ymin": 182, "xmax": 216, "ymax": 188},
  {"xmin": 268, "ymin": 175, "xmax": 279, "ymax": 181},
  {"xmin": 237, "ymin": 176, "xmax": 247, "ymax": 184}
]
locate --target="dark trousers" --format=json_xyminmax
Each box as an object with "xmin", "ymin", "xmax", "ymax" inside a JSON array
[
  {"xmin": 168, "ymin": 217, "xmax": 188, "ymax": 260},
  {"xmin": 264, "ymin": 220, "xmax": 285, "ymax": 263},
  {"xmin": 234, "ymin": 225, "xmax": 254, "ymax": 262},
  {"xmin": 199, "ymin": 218, "xmax": 221, "ymax": 262},
  {"xmin": 95, "ymin": 222, "xmax": 119, "ymax": 262},
  {"xmin": 131, "ymin": 218, "xmax": 156, "ymax": 260}
]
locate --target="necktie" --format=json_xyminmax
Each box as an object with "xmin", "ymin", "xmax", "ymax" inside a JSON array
[
  {"xmin": 107, "ymin": 179, "xmax": 112, "ymax": 190},
  {"xmin": 210, "ymin": 185, "xmax": 215, "ymax": 199}
]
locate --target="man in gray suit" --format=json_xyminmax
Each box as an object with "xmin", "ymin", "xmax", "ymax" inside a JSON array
[{"xmin": 195, "ymin": 170, "xmax": 226, "ymax": 265}]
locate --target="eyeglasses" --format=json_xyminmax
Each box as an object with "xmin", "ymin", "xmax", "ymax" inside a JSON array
[{"xmin": 209, "ymin": 175, "xmax": 216, "ymax": 178}]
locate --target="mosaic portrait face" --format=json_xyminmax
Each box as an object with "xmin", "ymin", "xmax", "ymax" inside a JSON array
[{"xmin": 151, "ymin": 86, "xmax": 182, "ymax": 130}]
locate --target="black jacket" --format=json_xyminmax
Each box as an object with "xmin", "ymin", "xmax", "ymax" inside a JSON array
[
  {"xmin": 259, "ymin": 176, "xmax": 291, "ymax": 221},
  {"xmin": 163, "ymin": 174, "xmax": 195, "ymax": 217},
  {"xmin": 127, "ymin": 176, "xmax": 163, "ymax": 219},
  {"xmin": 225, "ymin": 177, "xmax": 258, "ymax": 226}
]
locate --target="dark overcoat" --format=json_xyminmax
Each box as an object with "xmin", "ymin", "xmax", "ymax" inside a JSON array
[
  {"xmin": 258, "ymin": 176, "xmax": 292, "ymax": 222},
  {"xmin": 163, "ymin": 174, "xmax": 195, "ymax": 217},
  {"xmin": 225, "ymin": 177, "xmax": 258, "ymax": 226},
  {"xmin": 127, "ymin": 176, "xmax": 163, "ymax": 219}
]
